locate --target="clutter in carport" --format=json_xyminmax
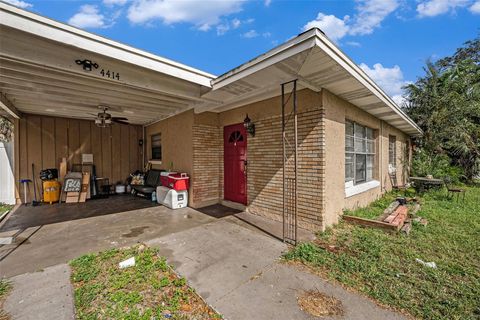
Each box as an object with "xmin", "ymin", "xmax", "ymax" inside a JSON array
[{"xmin": 130, "ymin": 169, "xmax": 190, "ymax": 209}]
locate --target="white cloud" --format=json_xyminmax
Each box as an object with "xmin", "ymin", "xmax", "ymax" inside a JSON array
[
  {"xmin": 242, "ymin": 29, "xmax": 259, "ymax": 38},
  {"xmin": 349, "ymin": 0, "xmax": 399, "ymax": 35},
  {"xmin": 262, "ymin": 32, "xmax": 271, "ymax": 38},
  {"xmin": 469, "ymin": 0, "xmax": 480, "ymax": 13},
  {"xmin": 127, "ymin": 0, "xmax": 243, "ymax": 31},
  {"xmin": 302, "ymin": 0, "xmax": 398, "ymax": 42},
  {"xmin": 231, "ymin": 18, "xmax": 241, "ymax": 29},
  {"xmin": 346, "ymin": 41, "xmax": 361, "ymax": 47},
  {"xmin": 103, "ymin": 0, "xmax": 128, "ymax": 5},
  {"xmin": 68, "ymin": 5, "xmax": 111, "ymax": 29},
  {"xmin": 417, "ymin": 0, "xmax": 470, "ymax": 17},
  {"xmin": 2, "ymin": 0, "xmax": 32, "ymax": 9},
  {"xmin": 302, "ymin": 13, "xmax": 350, "ymax": 41},
  {"xmin": 359, "ymin": 63, "xmax": 410, "ymax": 105},
  {"xmin": 216, "ymin": 18, "xmax": 244, "ymax": 35},
  {"xmin": 216, "ymin": 23, "xmax": 230, "ymax": 35},
  {"xmin": 264, "ymin": 0, "xmax": 272, "ymax": 6}
]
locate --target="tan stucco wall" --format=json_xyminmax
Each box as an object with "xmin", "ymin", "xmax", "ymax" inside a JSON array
[
  {"xmin": 323, "ymin": 89, "xmax": 410, "ymax": 224},
  {"xmin": 145, "ymin": 110, "xmax": 194, "ymax": 174},
  {"xmin": 145, "ymin": 110, "xmax": 195, "ymax": 203},
  {"xmin": 145, "ymin": 88, "xmax": 412, "ymax": 232}
]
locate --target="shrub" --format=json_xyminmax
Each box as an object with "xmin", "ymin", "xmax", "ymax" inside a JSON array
[{"xmin": 411, "ymin": 149, "xmax": 464, "ymax": 183}]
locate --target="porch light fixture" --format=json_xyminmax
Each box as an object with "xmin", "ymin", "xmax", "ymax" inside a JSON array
[
  {"xmin": 95, "ymin": 113, "xmax": 112, "ymax": 128},
  {"xmin": 75, "ymin": 59, "xmax": 99, "ymax": 72},
  {"xmin": 243, "ymin": 114, "xmax": 255, "ymax": 137}
]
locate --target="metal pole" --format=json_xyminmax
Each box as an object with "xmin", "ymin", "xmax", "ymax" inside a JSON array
[
  {"xmin": 293, "ymin": 80, "xmax": 298, "ymax": 246},
  {"xmin": 281, "ymin": 83, "xmax": 285, "ymax": 242}
]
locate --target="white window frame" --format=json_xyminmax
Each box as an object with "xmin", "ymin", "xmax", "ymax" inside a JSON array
[{"xmin": 345, "ymin": 120, "xmax": 376, "ymax": 186}]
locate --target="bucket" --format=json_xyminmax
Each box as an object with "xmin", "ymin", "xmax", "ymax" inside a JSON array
[{"xmin": 115, "ymin": 184, "xmax": 126, "ymax": 194}]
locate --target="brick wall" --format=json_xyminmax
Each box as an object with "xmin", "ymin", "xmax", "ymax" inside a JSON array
[
  {"xmin": 246, "ymin": 107, "xmax": 325, "ymax": 230},
  {"xmin": 191, "ymin": 90, "xmax": 326, "ymax": 231},
  {"xmin": 192, "ymin": 124, "xmax": 222, "ymax": 206}
]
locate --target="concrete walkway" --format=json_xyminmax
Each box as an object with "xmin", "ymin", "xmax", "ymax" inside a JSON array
[
  {"xmin": 1, "ymin": 208, "xmax": 406, "ymax": 319},
  {"xmin": 3, "ymin": 264, "xmax": 75, "ymax": 320},
  {"xmin": 148, "ymin": 218, "xmax": 405, "ymax": 320}
]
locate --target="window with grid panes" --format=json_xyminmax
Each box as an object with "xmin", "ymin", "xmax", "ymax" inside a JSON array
[
  {"xmin": 345, "ymin": 120, "xmax": 375, "ymax": 184},
  {"xmin": 389, "ymin": 135, "xmax": 396, "ymax": 169}
]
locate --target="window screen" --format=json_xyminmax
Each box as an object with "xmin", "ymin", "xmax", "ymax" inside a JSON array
[{"xmin": 345, "ymin": 120, "xmax": 376, "ymax": 184}]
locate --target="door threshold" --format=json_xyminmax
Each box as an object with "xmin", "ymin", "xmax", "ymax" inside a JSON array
[{"xmin": 220, "ymin": 200, "xmax": 246, "ymax": 211}]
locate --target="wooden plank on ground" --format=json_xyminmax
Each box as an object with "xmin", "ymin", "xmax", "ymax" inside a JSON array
[{"xmin": 343, "ymin": 215, "xmax": 398, "ymax": 231}]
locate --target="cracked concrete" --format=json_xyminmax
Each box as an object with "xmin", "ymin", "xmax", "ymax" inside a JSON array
[{"xmin": 1, "ymin": 206, "xmax": 406, "ymax": 319}]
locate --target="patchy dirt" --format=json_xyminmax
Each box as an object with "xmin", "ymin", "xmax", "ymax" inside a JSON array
[{"xmin": 297, "ymin": 290, "xmax": 344, "ymax": 317}]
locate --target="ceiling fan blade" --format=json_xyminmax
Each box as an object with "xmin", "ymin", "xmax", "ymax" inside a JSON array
[
  {"xmin": 112, "ymin": 119, "xmax": 129, "ymax": 125},
  {"xmin": 112, "ymin": 117, "xmax": 128, "ymax": 121}
]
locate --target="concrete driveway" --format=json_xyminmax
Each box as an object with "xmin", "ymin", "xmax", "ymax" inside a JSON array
[
  {"xmin": 1, "ymin": 205, "xmax": 406, "ymax": 320},
  {"xmin": 0, "ymin": 205, "xmax": 215, "ymax": 277}
]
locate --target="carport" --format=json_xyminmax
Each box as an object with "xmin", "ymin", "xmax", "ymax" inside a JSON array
[{"xmin": 0, "ymin": 3, "xmax": 214, "ymax": 206}]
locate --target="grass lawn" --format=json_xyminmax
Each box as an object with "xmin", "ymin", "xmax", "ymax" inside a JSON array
[
  {"xmin": 285, "ymin": 186, "xmax": 480, "ymax": 320},
  {"xmin": 0, "ymin": 279, "xmax": 12, "ymax": 320},
  {"xmin": 0, "ymin": 203, "xmax": 13, "ymax": 216},
  {"xmin": 70, "ymin": 245, "xmax": 221, "ymax": 320}
]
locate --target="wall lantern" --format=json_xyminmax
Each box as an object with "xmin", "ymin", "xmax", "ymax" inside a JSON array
[{"xmin": 243, "ymin": 114, "xmax": 255, "ymax": 137}]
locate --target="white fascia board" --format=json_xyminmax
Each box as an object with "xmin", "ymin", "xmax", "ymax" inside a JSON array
[
  {"xmin": 312, "ymin": 30, "xmax": 422, "ymax": 136},
  {"xmin": 0, "ymin": 3, "xmax": 215, "ymax": 87},
  {"xmin": 212, "ymin": 29, "xmax": 318, "ymax": 89},
  {"xmin": 211, "ymin": 28, "xmax": 422, "ymax": 137}
]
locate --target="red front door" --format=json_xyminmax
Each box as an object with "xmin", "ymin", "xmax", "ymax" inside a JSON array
[{"xmin": 224, "ymin": 124, "xmax": 247, "ymax": 205}]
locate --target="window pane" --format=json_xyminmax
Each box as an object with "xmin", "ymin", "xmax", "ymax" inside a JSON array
[
  {"xmin": 366, "ymin": 140, "xmax": 375, "ymax": 153},
  {"xmin": 152, "ymin": 147, "xmax": 162, "ymax": 160},
  {"xmin": 345, "ymin": 136, "xmax": 354, "ymax": 152},
  {"xmin": 389, "ymin": 135, "xmax": 396, "ymax": 167},
  {"xmin": 355, "ymin": 137, "xmax": 366, "ymax": 152},
  {"xmin": 355, "ymin": 154, "xmax": 366, "ymax": 183},
  {"xmin": 366, "ymin": 155, "xmax": 374, "ymax": 181},
  {"xmin": 354, "ymin": 123, "xmax": 365, "ymax": 138},
  {"xmin": 152, "ymin": 134, "xmax": 161, "ymax": 147},
  {"xmin": 366, "ymin": 128, "xmax": 374, "ymax": 140},
  {"xmin": 151, "ymin": 133, "xmax": 162, "ymax": 160},
  {"xmin": 345, "ymin": 153, "xmax": 354, "ymax": 182}
]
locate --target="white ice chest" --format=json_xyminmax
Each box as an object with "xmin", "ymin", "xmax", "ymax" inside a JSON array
[{"xmin": 156, "ymin": 186, "xmax": 188, "ymax": 209}]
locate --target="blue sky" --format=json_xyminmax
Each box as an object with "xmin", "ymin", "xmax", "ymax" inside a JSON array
[{"xmin": 5, "ymin": 0, "xmax": 479, "ymax": 103}]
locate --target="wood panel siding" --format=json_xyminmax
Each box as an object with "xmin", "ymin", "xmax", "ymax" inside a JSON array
[{"xmin": 15, "ymin": 114, "xmax": 143, "ymax": 203}]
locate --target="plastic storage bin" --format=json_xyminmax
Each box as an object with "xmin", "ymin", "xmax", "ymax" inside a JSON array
[
  {"xmin": 166, "ymin": 173, "xmax": 190, "ymax": 191},
  {"xmin": 156, "ymin": 186, "xmax": 188, "ymax": 209},
  {"xmin": 160, "ymin": 171, "xmax": 176, "ymax": 187}
]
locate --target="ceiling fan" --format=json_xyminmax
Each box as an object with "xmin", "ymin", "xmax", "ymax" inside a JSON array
[{"xmin": 92, "ymin": 106, "xmax": 129, "ymax": 127}]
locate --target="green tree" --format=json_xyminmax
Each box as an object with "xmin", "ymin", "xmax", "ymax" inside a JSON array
[{"xmin": 403, "ymin": 35, "xmax": 480, "ymax": 180}]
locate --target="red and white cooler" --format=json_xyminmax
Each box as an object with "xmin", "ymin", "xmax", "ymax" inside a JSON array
[{"xmin": 166, "ymin": 173, "xmax": 189, "ymax": 191}]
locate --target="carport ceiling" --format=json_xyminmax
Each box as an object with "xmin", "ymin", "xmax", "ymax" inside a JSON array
[{"xmin": 0, "ymin": 4, "xmax": 214, "ymax": 125}]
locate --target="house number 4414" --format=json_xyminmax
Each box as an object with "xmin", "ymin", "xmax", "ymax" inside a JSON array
[{"xmin": 100, "ymin": 69, "xmax": 120, "ymax": 80}]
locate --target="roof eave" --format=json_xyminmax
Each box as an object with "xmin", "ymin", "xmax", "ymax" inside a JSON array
[
  {"xmin": 0, "ymin": 2, "xmax": 215, "ymax": 87},
  {"xmin": 212, "ymin": 28, "xmax": 422, "ymax": 137}
]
